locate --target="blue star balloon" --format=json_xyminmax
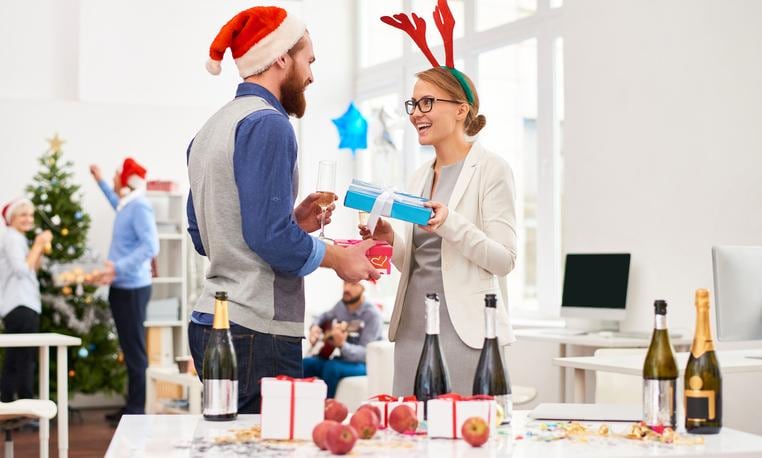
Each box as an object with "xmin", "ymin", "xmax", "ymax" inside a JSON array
[{"xmin": 332, "ymin": 102, "xmax": 368, "ymax": 155}]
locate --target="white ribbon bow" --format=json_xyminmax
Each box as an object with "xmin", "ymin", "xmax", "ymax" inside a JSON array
[{"xmin": 367, "ymin": 190, "xmax": 395, "ymax": 236}]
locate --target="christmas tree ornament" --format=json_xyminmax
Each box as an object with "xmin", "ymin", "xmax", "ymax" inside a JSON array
[
  {"xmin": 117, "ymin": 352, "xmax": 125, "ymax": 364},
  {"xmin": 41, "ymin": 193, "xmax": 47, "ymax": 201},
  {"xmin": 68, "ymin": 370, "xmax": 75, "ymax": 378},
  {"xmin": 46, "ymin": 133, "xmax": 65, "ymax": 153},
  {"xmin": 75, "ymin": 211, "xmax": 83, "ymax": 220},
  {"xmin": 61, "ymin": 227, "xmax": 69, "ymax": 236},
  {"xmin": 332, "ymin": 102, "xmax": 368, "ymax": 155},
  {"xmin": 62, "ymin": 286, "xmax": 72, "ymax": 296},
  {"xmin": 78, "ymin": 347, "xmax": 89, "ymax": 358},
  {"xmin": 51, "ymin": 215, "xmax": 61, "ymax": 226},
  {"xmin": 44, "ymin": 204, "xmax": 52, "ymax": 212}
]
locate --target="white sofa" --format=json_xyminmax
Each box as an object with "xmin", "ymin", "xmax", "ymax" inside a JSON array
[{"xmin": 334, "ymin": 340, "xmax": 393, "ymax": 411}]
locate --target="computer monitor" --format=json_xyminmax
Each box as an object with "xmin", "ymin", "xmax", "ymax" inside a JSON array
[
  {"xmin": 561, "ymin": 253, "xmax": 631, "ymax": 321},
  {"xmin": 712, "ymin": 245, "xmax": 762, "ymax": 341}
]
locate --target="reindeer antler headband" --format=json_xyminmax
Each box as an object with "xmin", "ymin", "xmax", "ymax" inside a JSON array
[{"xmin": 380, "ymin": 0, "xmax": 474, "ymax": 105}]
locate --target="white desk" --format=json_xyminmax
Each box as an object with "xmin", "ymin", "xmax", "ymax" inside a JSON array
[
  {"xmin": 0, "ymin": 332, "xmax": 81, "ymax": 458},
  {"xmin": 516, "ymin": 329, "xmax": 692, "ymax": 402},
  {"xmin": 106, "ymin": 411, "xmax": 762, "ymax": 457},
  {"xmin": 553, "ymin": 349, "xmax": 762, "ymax": 403}
]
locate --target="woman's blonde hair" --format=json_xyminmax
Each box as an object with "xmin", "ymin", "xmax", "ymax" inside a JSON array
[{"xmin": 415, "ymin": 67, "xmax": 486, "ymax": 136}]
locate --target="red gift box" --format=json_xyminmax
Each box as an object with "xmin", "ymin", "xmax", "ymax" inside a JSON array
[{"xmin": 334, "ymin": 239, "xmax": 393, "ymax": 274}]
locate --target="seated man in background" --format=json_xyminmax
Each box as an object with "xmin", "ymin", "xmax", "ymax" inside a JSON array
[{"xmin": 304, "ymin": 281, "xmax": 383, "ymax": 398}]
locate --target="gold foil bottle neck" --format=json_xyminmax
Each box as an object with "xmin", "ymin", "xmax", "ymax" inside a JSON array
[
  {"xmin": 212, "ymin": 296, "xmax": 230, "ymax": 330},
  {"xmin": 691, "ymin": 288, "xmax": 714, "ymax": 358}
]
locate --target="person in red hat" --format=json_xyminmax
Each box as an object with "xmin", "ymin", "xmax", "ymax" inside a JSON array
[
  {"xmin": 186, "ymin": 6, "xmax": 380, "ymax": 415},
  {"xmin": 0, "ymin": 198, "xmax": 52, "ymax": 402},
  {"xmin": 89, "ymin": 158, "xmax": 159, "ymax": 424}
]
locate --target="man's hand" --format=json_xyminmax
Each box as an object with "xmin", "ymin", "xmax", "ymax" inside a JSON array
[
  {"xmin": 295, "ymin": 192, "xmax": 336, "ymax": 233},
  {"xmin": 89, "ymin": 164, "xmax": 103, "ymax": 182},
  {"xmin": 95, "ymin": 260, "xmax": 116, "ymax": 285},
  {"xmin": 331, "ymin": 322, "xmax": 348, "ymax": 348},
  {"xmin": 308, "ymin": 324, "xmax": 322, "ymax": 346},
  {"xmin": 321, "ymin": 239, "xmax": 381, "ymax": 283}
]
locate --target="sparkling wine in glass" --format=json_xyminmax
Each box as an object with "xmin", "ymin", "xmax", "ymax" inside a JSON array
[{"xmin": 316, "ymin": 160, "xmax": 336, "ymax": 242}]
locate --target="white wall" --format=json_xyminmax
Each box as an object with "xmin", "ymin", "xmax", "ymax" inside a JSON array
[
  {"xmin": 506, "ymin": 0, "xmax": 762, "ymax": 434},
  {"xmin": 563, "ymin": 0, "xmax": 762, "ymax": 333},
  {"xmin": 0, "ymin": 0, "xmax": 355, "ymax": 318}
]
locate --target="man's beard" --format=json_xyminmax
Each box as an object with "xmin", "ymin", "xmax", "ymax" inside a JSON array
[
  {"xmin": 280, "ymin": 68, "xmax": 307, "ymax": 118},
  {"xmin": 343, "ymin": 293, "xmax": 363, "ymax": 305}
]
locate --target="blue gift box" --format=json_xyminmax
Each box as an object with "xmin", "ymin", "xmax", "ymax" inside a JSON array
[{"xmin": 344, "ymin": 180, "xmax": 432, "ymax": 226}]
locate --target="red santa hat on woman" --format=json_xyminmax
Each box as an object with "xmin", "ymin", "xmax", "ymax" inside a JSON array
[
  {"xmin": 119, "ymin": 158, "xmax": 147, "ymax": 189},
  {"xmin": 206, "ymin": 6, "xmax": 306, "ymax": 78},
  {"xmin": 2, "ymin": 197, "xmax": 33, "ymax": 225}
]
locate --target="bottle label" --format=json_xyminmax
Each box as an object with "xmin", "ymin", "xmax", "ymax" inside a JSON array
[
  {"xmin": 485, "ymin": 308, "xmax": 497, "ymax": 339},
  {"xmin": 685, "ymin": 375, "xmax": 716, "ymax": 421},
  {"xmin": 425, "ymin": 299, "xmax": 440, "ymax": 335},
  {"xmin": 643, "ymin": 379, "xmax": 676, "ymax": 428},
  {"xmin": 494, "ymin": 394, "xmax": 512, "ymax": 424},
  {"xmin": 203, "ymin": 379, "xmax": 238, "ymax": 415},
  {"xmin": 654, "ymin": 315, "xmax": 668, "ymax": 330}
]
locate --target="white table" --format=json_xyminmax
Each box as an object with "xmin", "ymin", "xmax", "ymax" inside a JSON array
[
  {"xmin": 516, "ymin": 328, "xmax": 692, "ymax": 402},
  {"xmin": 0, "ymin": 332, "xmax": 81, "ymax": 458},
  {"xmin": 106, "ymin": 411, "xmax": 762, "ymax": 457},
  {"xmin": 553, "ymin": 349, "xmax": 762, "ymax": 403}
]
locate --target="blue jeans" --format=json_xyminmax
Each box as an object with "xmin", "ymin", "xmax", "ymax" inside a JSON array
[
  {"xmin": 188, "ymin": 322, "xmax": 303, "ymax": 414},
  {"xmin": 303, "ymin": 357, "xmax": 367, "ymax": 399}
]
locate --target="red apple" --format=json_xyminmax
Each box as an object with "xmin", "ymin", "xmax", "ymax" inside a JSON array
[
  {"xmin": 312, "ymin": 420, "xmax": 339, "ymax": 450},
  {"xmin": 350, "ymin": 408, "xmax": 379, "ymax": 439},
  {"xmin": 461, "ymin": 416, "xmax": 490, "ymax": 447},
  {"xmin": 325, "ymin": 423, "xmax": 358, "ymax": 455},
  {"xmin": 324, "ymin": 399, "xmax": 348, "ymax": 423},
  {"xmin": 388, "ymin": 404, "xmax": 418, "ymax": 434},
  {"xmin": 357, "ymin": 404, "xmax": 383, "ymax": 425}
]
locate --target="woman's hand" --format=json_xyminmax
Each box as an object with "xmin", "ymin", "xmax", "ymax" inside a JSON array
[
  {"xmin": 34, "ymin": 230, "xmax": 53, "ymax": 248},
  {"xmin": 358, "ymin": 217, "xmax": 394, "ymax": 245},
  {"xmin": 419, "ymin": 201, "xmax": 449, "ymax": 233}
]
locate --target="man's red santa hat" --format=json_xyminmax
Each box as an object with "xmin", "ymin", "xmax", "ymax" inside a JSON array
[
  {"xmin": 206, "ymin": 6, "xmax": 306, "ymax": 78},
  {"xmin": 119, "ymin": 158, "xmax": 147, "ymax": 189}
]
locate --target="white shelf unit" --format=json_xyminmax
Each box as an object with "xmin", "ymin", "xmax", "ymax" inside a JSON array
[{"xmin": 145, "ymin": 190, "xmax": 189, "ymax": 364}]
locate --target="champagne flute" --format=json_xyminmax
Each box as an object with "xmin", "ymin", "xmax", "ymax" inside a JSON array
[{"xmin": 316, "ymin": 160, "xmax": 336, "ymax": 242}]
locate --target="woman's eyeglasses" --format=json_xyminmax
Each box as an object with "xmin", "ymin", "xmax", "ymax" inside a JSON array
[{"xmin": 404, "ymin": 96, "xmax": 463, "ymax": 115}]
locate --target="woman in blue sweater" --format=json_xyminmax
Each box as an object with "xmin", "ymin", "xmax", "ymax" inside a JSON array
[{"xmin": 90, "ymin": 158, "xmax": 159, "ymax": 423}]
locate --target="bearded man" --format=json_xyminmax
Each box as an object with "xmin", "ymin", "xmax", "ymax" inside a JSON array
[{"xmin": 186, "ymin": 6, "xmax": 379, "ymax": 414}]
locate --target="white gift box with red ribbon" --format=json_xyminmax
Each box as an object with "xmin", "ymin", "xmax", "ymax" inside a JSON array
[
  {"xmin": 426, "ymin": 394, "xmax": 497, "ymax": 439},
  {"xmin": 260, "ymin": 376, "xmax": 327, "ymax": 440},
  {"xmin": 362, "ymin": 394, "xmax": 423, "ymax": 428}
]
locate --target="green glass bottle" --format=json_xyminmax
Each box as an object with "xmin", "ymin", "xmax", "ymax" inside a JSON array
[
  {"xmin": 202, "ymin": 291, "xmax": 238, "ymax": 421},
  {"xmin": 642, "ymin": 300, "xmax": 678, "ymax": 429},
  {"xmin": 684, "ymin": 289, "xmax": 722, "ymax": 434}
]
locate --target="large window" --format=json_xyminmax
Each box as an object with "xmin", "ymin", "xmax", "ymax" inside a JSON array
[{"xmin": 355, "ymin": 0, "xmax": 563, "ymax": 316}]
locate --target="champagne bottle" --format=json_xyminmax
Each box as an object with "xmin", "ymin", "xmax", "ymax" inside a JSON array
[
  {"xmin": 414, "ymin": 293, "xmax": 452, "ymax": 419},
  {"xmin": 472, "ymin": 294, "xmax": 512, "ymax": 424},
  {"xmin": 684, "ymin": 289, "xmax": 722, "ymax": 434},
  {"xmin": 642, "ymin": 300, "xmax": 678, "ymax": 429},
  {"xmin": 202, "ymin": 291, "xmax": 238, "ymax": 421}
]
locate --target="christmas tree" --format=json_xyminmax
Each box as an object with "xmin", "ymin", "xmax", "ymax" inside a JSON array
[{"xmin": 25, "ymin": 134, "xmax": 126, "ymax": 396}]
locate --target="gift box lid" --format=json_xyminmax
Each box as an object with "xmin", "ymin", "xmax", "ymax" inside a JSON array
[{"xmin": 260, "ymin": 377, "xmax": 327, "ymax": 398}]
